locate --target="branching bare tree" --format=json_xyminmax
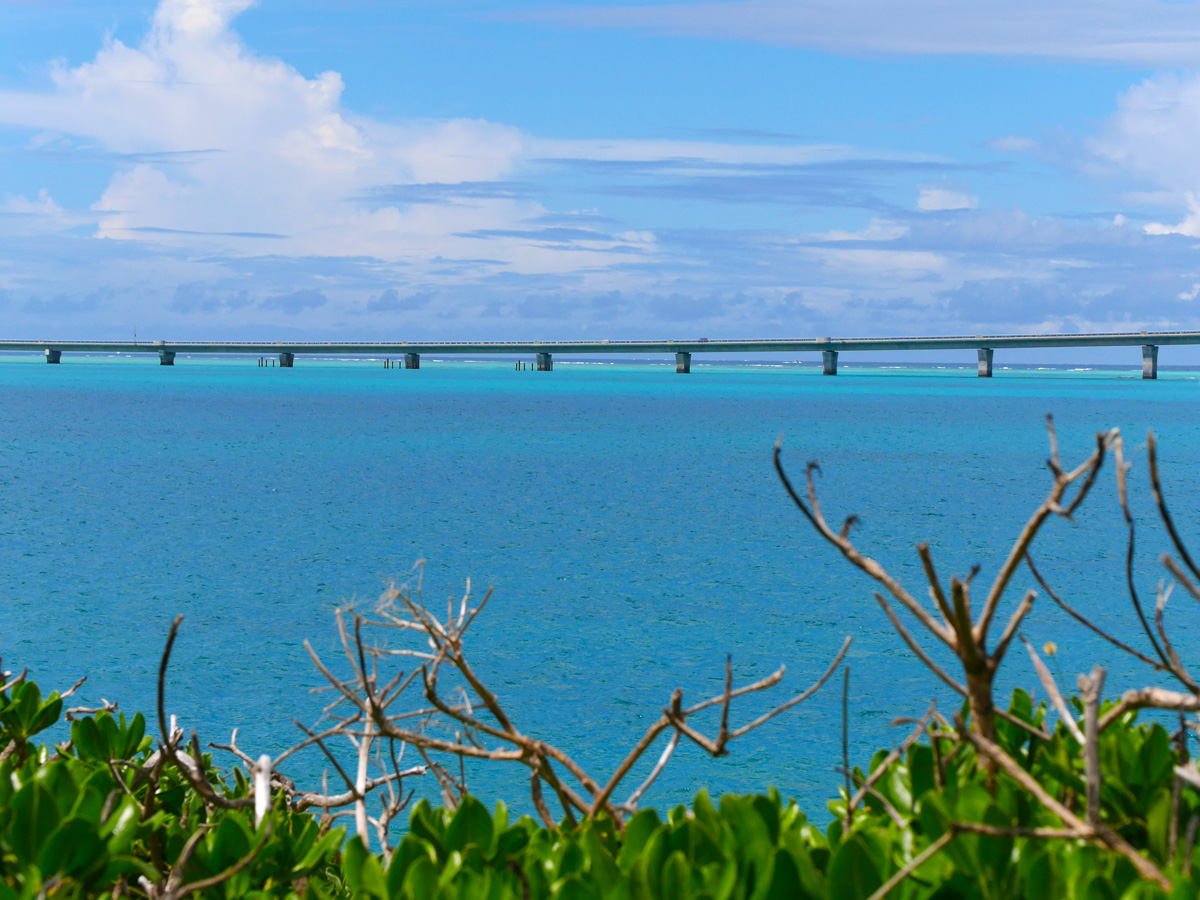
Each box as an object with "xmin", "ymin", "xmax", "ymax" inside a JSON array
[
  {"xmin": 146, "ymin": 613, "xmax": 427, "ymax": 882},
  {"xmin": 778, "ymin": 419, "xmax": 1200, "ymax": 894},
  {"xmin": 774, "ymin": 416, "xmax": 1111, "ymax": 754},
  {"xmin": 302, "ymin": 572, "xmax": 852, "ymax": 833}
]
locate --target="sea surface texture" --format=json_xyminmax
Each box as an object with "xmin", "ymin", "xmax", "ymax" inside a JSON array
[{"xmin": 2, "ymin": 355, "xmax": 1199, "ymax": 813}]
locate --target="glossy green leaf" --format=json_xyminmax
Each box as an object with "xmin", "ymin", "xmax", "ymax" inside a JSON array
[
  {"xmin": 445, "ymin": 795, "xmax": 493, "ymax": 854},
  {"xmin": 10, "ymin": 781, "xmax": 59, "ymax": 864},
  {"xmin": 827, "ymin": 833, "xmax": 882, "ymax": 900}
]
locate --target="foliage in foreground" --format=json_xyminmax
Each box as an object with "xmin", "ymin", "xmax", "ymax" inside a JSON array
[
  {"xmin": 2, "ymin": 673, "xmax": 1199, "ymax": 900},
  {"xmin": 11, "ymin": 420, "xmax": 1200, "ymax": 897}
]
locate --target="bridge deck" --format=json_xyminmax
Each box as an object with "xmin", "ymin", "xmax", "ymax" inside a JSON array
[{"xmin": 1, "ymin": 331, "xmax": 1198, "ymax": 356}]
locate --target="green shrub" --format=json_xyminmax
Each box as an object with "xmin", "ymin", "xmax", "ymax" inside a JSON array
[{"xmin": 3, "ymin": 674, "xmax": 1198, "ymax": 900}]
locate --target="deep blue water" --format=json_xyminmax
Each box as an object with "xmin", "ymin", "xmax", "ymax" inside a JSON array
[{"xmin": 2, "ymin": 354, "xmax": 1200, "ymax": 816}]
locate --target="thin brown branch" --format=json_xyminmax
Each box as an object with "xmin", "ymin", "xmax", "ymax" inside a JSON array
[
  {"xmin": 960, "ymin": 715, "xmax": 1170, "ymax": 889},
  {"xmin": 59, "ymin": 676, "xmax": 87, "ymax": 699},
  {"xmin": 1079, "ymin": 666, "xmax": 1106, "ymax": 828},
  {"xmin": 529, "ymin": 771, "xmax": 556, "ymax": 829},
  {"xmin": 975, "ymin": 424, "xmax": 1107, "ymax": 642},
  {"xmin": 621, "ymin": 731, "xmax": 680, "ymax": 812},
  {"xmin": 1113, "ymin": 433, "xmax": 1170, "ymax": 669},
  {"xmin": 682, "ymin": 667, "xmax": 786, "ymax": 715},
  {"xmin": 849, "ymin": 701, "xmax": 936, "ymax": 814},
  {"xmin": 174, "ymin": 822, "xmax": 272, "ymax": 900},
  {"xmin": 950, "ymin": 822, "xmax": 1087, "ymax": 839},
  {"xmin": 1154, "ymin": 578, "xmax": 1199, "ymax": 692},
  {"xmin": 0, "ymin": 669, "xmax": 28, "ymax": 694},
  {"xmin": 917, "ymin": 543, "xmax": 957, "ymax": 636},
  {"xmin": 950, "ymin": 579, "xmax": 984, "ymax": 671},
  {"xmin": 845, "ymin": 771, "xmax": 905, "ymax": 827},
  {"xmin": 589, "ymin": 717, "xmax": 673, "ymax": 817},
  {"xmin": 157, "ymin": 615, "xmax": 185, "ymax": 748},
  {"xmin": 1028, "ymin": 554, "xmax": 1164, "ymax": 670},
  {"xmin": 728, "ymin": 636, "xmax": 851, "ymax": 739},
  {"xmin": 864, "ymin": 832, "xmax": 954, "ymax": 900},
  {"xmin": 774, "ymin": 440, "xmax": 955, "ymax": 648},
  {"xmin": 717, "ymin": 655, "xmax": 733, "ymax": 750},
  {"xmin": 1149, "ymin": 431, "xmax": 1200, "ymax": 583},
  {"xmin": 1020, "ymin": 636, "xmax": 1084, "ymax": 744},
  {"xmin": 873, "ymin": 593, "xmax": 967, "ymax": 697},
  {"xmin": 991, "ymin": 590, "xmax": 1035, "ymax": 665},
  {"xmin": 1099, "ymin": 687, "xmax": 1200, "ymax": 731}
]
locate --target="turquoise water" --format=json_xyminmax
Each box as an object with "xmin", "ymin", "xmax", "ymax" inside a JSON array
[{"xmin": 2, "ymin": 354, "xmax": 1200, "ymax": 812}]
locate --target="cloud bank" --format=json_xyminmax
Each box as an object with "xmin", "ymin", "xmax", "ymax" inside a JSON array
[
  {"xmin": 526, "ymin": 0, "xmax": 1200, "ymax": 67},
  {"xmin": 1, "ymin": 0, "xmax": 1200, "ymax": 344}
]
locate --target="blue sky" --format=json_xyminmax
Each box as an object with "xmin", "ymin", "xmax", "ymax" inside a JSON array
[{"xmin": 3, "ymin": 0, "xmax": 1200, "ymax": 346}]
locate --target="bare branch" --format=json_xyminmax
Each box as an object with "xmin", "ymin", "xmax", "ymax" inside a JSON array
[
  {"xmin": 1101, "ymin": 687, "xmax": 1200, "ymax": 731},
  {"xmin": 1078, "ymin": 666, "xmax": 1106, "ymax": 828},
  {"xmin": 1149, "ymin": 431, "xmax": 1200, "ymax": 583},
  {"xmin": 864, "ymin": 832, "xmax": 954, "ymax": 900},
  {"xmin": 1113, "ymin": 432, "xmax": 1170, "ymax": 669},
  {"xmin": 960, "ymin": 715, "xmax": 1169, "ymax": 889},
  {"xmin": 728, "ymin": 636, "xmax": 851, "ymax": 739},
  {"xmin": 775, "ymin": 440, "xmax": 955, "ymax": 648},
  {"xmin": 991, "ymin": 590, "xmax": 1035, "ymax": 665},
  {"xmin": 976, "ymin": 424, "xmax": 1108, "ymax": 643},
  {"xmin": 917, "ymin": 543, "xmax": 957, "ymax": 636},
  {"xmin": 1028, "ymin": 554, "xmax": 1163, "ymax": 670},
  {"xmin": 1021, "ymin": 637, "xmax": 1084, "ymax": 744},
  {"xmin": 174, "ymin": 822, "xmax": 272, "ymax": 900},
  {"xmin": 873, "ymin": 593, "xmax": 967, "ymax": 697},
  {"xmin": 157, "ymin": 615, "xmax": 185, "ymax": 748},
  {"xmin": 849, "ymin": 701, "xmax": 936, "ymax": 814},
  {"xmin": 621, "ymin": 732, "xmax": 680, "ymax": 812}
]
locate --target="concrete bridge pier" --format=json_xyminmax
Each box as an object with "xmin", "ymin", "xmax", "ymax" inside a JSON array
[
  {"xmin": 45, "ymin": 349, "xmax": 61, "ymax": 364},
  {"xmin": 822, "ymin": 350, "xmax": 838, "ymax": 375},
  {"xmin": 676, "ymin": 351, "xmax": 691, "ymax": 374},
  {"xmin": 158, "ymin": 350, "xmax": 176, "ymax": 366},
  {"xmin": 537, "ymin": 352, "xmax": 553, "ymax": 371},
  {"xmin": 977, "ymin": 348, "xmax": 994, "ymax": 377},
  {"xmin": 278, "ymin": 352, "xmax": 295, "ymax": 368},
  {"xmin": 404, "ymin": 352, "xmax": 420, "ymax": 369},
  {"xmin": 1143, "ymin": 344, "xmax": 1158, "ymax": 380}
]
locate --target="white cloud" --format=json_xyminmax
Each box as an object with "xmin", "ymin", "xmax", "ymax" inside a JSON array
[
  {"xmin": 0, "ymin": 0, "xmax": 541, "ymax": 271},
  {"xmin": 528, "ymin": 0, "xmax": 1200, "ymax": 67},
  {"xmin": 917, "ymin": 187, "xmax": 977, "ymax": 211},
  {"xmin": 1091, "ymin": 74, "xmax": 1200, "ymax": 236},
  {"xmin": 1144, "ymin": 196, "xmax": 1200, "ymax": 237},
  {"xmin": 986, "ymin": 136, "xmax": 1039, "ymax": 153},
  {"xmin": 5, "ymin": 0, "xmax": 1196, "ymax": 340},
  {"xmin": 530, "ymin": 136, "xmax": 884, "ymax": 168},
  {"xmin": 0, "ymin": 189, "xmax": 94, "ymax": 234},
  {"xmin": 0, "ymin": 0, "xmax": 936, "ymax": 291},
  {"xmin": 807, "ymin": 218, "xmax": 909, "ymax": 242}
]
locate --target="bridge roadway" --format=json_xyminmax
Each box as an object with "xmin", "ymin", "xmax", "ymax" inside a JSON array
[{"xmin": 3, "ymin": 330, "xmax": 1198, "ymax": 377}]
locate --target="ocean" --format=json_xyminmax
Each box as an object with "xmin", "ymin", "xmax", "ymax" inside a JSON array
[{"xmin": 2, "ymin": 353, "xmax": 1199, "ymax": 814}]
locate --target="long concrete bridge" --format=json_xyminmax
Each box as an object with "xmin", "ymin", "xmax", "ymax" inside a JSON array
[{"xmin": 3, "ymin": 331, "xmax": 1198, "ymax": 378}]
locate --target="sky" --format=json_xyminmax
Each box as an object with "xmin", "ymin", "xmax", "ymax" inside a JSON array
[{"xmin": 4, "ymin": 0, "xmax": 1200, "ymax": 346}]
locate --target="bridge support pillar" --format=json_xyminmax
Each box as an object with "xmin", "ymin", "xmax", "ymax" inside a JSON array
[
  {"xmin": 676, "ymin": 351, "xmax": 691, "ymax": 374},
  {"xmin": 158, "ymin": 350, "xmax": 176, "ymax": 366},
  {"xmin": 822, "ymin": 350, "xmax": 838, "ymax": 376},
  {"xmin": 1143, "ymin": 344, "xmax": 1158, "ymax": 380},
  {"xmin": 404, "ymin": 352, "xmax": 420, "ymax": 369},
  {"xmin": 44, "ymin": 349, "xmax": 61, "ymax": 364},
  {"xmin": 278, "ymin": 352, "xmax": 294, "ymax": 368},
  {"xmin": 977, "ymin": 348, "xmax": 994, "ymax": 377},
  {"xmin": 537, "ymin": 352, "xmax": 553, "ymax": 371}
]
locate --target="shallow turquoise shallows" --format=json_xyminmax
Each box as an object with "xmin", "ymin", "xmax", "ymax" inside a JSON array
[{"xmin": 2, "ymin": 354, "xmax": 1199, "ymax": 812}]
